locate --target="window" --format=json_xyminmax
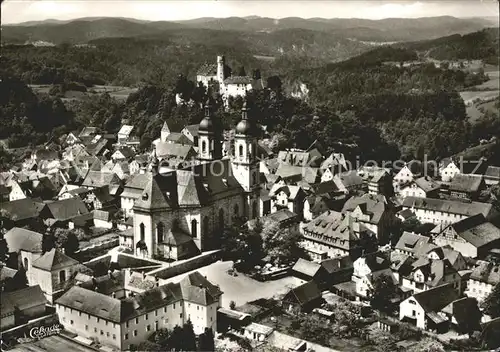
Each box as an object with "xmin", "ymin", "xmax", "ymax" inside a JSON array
[
  {"xmin": 100, "ymin": 330, "xmax": 104, "ymax": 336},
  {"xmin": 157, "ymin": 223, "xmax": 164, "ymax": 243},
  {"xmin": 125, "ymin": 333, "xmax": 129, "ymax": 340},
  {"xmin": 88, "ymin": 314, "xmax": 90, "ymax": 320},
  {"xmin": 135, "ymin": 318, "xmax": 139, "ymax": 324},
  {"xmin": 145, "ymin": 314, "xmax": 148, "ymax": 320},
  {"xmin": 105, "ymin": 321, "xmax": 108, "ymax": 326},
  {"xmin": 155, "ymin": 310, "xmax": 158, "ymax": 317},
  {"xmin": 126, "ymin": 321, "xmax": 129, "ymax": 328},
  {"xmin": 23, "ymin": 257, "xmax": 29, "ymax": 270},
  {"xmin": 59, "ymin": 270, "xmax": 66, "ymax": 283},
  {"xmin": 133, "ymin": 330, "xmax": 138, "ymax": 337},
  {"xmin": 146, "ymin": 325, "xmax": 151, "ymax": 332},
  {"xmin": 191, "ymin": 219, "xmax": 198, "ymax": 238},
  {"xmin": 106, "ymin": 332, "xmax": 110, "ymax": 337},
  {"xmin": 113, "ymin": 334, "xmax": 116, "ymax": 340},
  {"xmin": 180, "ymin": 313, "xmax": 183, "ymax": 319},
  {"xmin": 94, "ymin": 328, "xmax": 98, "ymax": 333},
  {"xmin": 85, "ymin": 325, "xmax": 88, "ymax": 331},
  {"xmin": 239, "ymin": 144, "xmax": 244, "ymax": 157},
  {"xmin": 164, "ymin": 307, "xmax": 167, "ymax": 313},
  {"xmin": 234, "ymin": 204, "xmax": 239, "ymax": 216},
  {"xmin": 155, "ymin": 321, "xmax": 159, "ymax": 330},
  {"xmin": 173, "ymin": 303, "xmax": 176, "ymax": 309},
  {"xmin": 70, "ymin": 320, "xmax": 74, "ymax": 325},
  {"xmin": 97, "ymin": 318, "xmax": 100, "ymax": 323},
  {"xmin": 140, "ymin": 223, "xmax": 145, "ymax": 242},
  {"xmin": 78, "ymin": 312, "xmax": 81, "ymax": 317}
]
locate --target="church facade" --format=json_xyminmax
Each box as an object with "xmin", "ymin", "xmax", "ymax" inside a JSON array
[{"xmin": 132, "ymin": 99, "xmax": 260, "ymax": 260}]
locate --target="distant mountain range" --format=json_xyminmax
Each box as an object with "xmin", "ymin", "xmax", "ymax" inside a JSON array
[{"xmin": 2, "ymin": 15, "xmax": 496, "ymax": 44}]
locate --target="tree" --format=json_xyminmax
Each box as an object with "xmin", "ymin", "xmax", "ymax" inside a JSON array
[
  {"xmin": 263, "ymin": 226, "xmax": 310, "ymax": 265},
  {"xmin": 238, "ymin": 66, "xmax": 246, "ymax": 77},
  {"xmin": 181, "ymin": 320, "xmax": 197, "ymax": 351},
  {"xmin": 0, "ymin": 234, "xmax": 9, "ymax": 263},
  {"xmin": 229, "ymin": 300, "xmax": 236, "ymax": 310},
  {"xmin": 368, "ymin": 274, "xmax": 398, "ymax": 314},
  {"xmin": 41, "ymin": 233, "xmax": 56, "ymax": 254},
  {"xmin": 152, "ymin": 328, "xmax": 170, "ymax": 348},
  {"xmin": 53, "ymin": 229, "xmax": 80, "ymax": 256},
  {"xmin": 168, "ymin": 325, "xmax": 184, "ymax": 351},
  {"xmin": 482, "ymin": 283, "xmax": 500, "ymax": 318},
  {"xmin": 198, "ymin": 327, "xmax": 215, "ymax": 352}
]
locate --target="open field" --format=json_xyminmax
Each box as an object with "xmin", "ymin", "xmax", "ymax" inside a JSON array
[
  {"xmin": 466, "ymin": 97, "xmax": 499, "ymax": 123},
  {"xmin": 28, "ymin": 84, "xmax": 138, "ymax": 102},
  {"xmin": 163, "ymin": 260, "xmax": 302, "ymax": 308},
  {"xmin": 9, "ymin": 335, "xmax": 96, "ymax": 352}
]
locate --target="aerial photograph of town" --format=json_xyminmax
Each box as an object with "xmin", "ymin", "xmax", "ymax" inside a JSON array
[{"xmin": 0, "ymin": 0, "xmax": 499, "ymax": 351}]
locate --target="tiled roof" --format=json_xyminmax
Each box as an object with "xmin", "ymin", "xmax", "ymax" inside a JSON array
[
  {"xmin": 412, "ymin": 283, "xmax": 460, "ymax": 313},
  {"xmin": 224, "ymin": 76, "xmax": 252, "ymax": 85},
  {"xmin": 183, "ymin": 124, "xmax": 199, "ymax": 137},
  {"xmin": 402, "ymin": 197, "xmax": 495, "ymax": 218},
  {"xmin": 0, "ymin": 266, "xmax": 18, "ymax": 281},
  {"xmin": 156, "ymin": 142, "xmax": 194, "ymax": 159},
  {"xmin": 4, "ymin": 227, "xmax": 43, "ymax": 253},
  {"xmin": 33, "ymin": 248, "xmax": 79, "ymax": 271},
  {"xmin": 82, "ymin": 171, "xmax": 121, "ymax": 188},
  {"xmin": 180, "ymin": 271, "xmax": 222, "ymax": 305},
  {"xmin": 197, "ymin": 63, "xmax": 217, "ymax": 76},
  {"xmin": 292, "ymin": 258, "xmax": 322, "ymax": 278},
  {"xmin": 0, "ymin": 198, "xmax": 45, "ymax": 221},
  {"xmin": 79, "ymin": 127, "xmax": 98, "ymax": 138},
  {"xmin": 303, "ymin": 211, "xmax": 361, "ymax": 250},
  {"xmin": 448, "ymin": 214, "xmax": 500, "ymax": 248},
  {"xmin": 164, "ymin": 133, "xmax": 192, "ymax": 145},
  {"xmin": 163, "ymin": 229, "xmax": 194, "ymax": 246},
  {"xmin": 342, "ymin": 194, "xmax": 387, "ymax": 225},
  {"xmin": 284, "ymin": 281, "xmax": 321, "ymax": 305},
  {"xmin": 485, "ymin": 166, "xmax": 500, "ymax": 179},
  {"xmin": 395, "ymin": 232, "xmax": 432, "ymax": 255},
  {"xmin": 44, "ymin": 197, "xmax": 89, "ymax": 221},
  {"xmin": 1, "ymin": 285, "xmax": 47, "ymax": 317},
  {"xmin": 320, "ymin": 256, "xmax": 353, "ymax": 274},
  {"xmin": 470, "ymin": 262, "xmax": 500, "ymax": 285},
  {"xmin": 277, "ymin": 149, "xmax": 323, "ymax": 168},
  {"xmin": 412, "ymin": 176, "xmax": 441, "ymax": 193},
  {"xmin": 333, "ymin": 171, "xmax": 365, "ymax": 189},
  {"xmin": 449, "ymin": 174, "xmax": 484, "ymax": 193}
]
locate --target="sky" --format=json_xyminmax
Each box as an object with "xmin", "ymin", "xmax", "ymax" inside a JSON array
[{"xmin": 2, "ymin": 0, "xmax": 498, "ymax": 25}]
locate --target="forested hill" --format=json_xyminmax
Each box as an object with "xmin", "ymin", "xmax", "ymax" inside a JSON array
[
  {"xmin": 2, "ymin": 15, "xmax": 493, "ymax": 44},
  {"xmin": 400, "ymin": 27, "xmax": 499, "ymax": 64}
]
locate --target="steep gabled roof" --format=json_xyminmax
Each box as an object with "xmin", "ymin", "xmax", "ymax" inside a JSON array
[
  {"xmin": 448, "ymin": 214, "xmax": 500, "ymax": 248},
  {"xmin": 32, "ymin": 248, "xmax": 79, "ymax": 271},
  {"xmin": 449, "ymin": 174, "xmax": 484, "ymax": 193},
  {"xmin": 180, "ymin": 271, "xmax": 222, "ymax": 305},
  {"xmin": 1, "ymin": 285, "xmax": 47, "ymax": 317},
  {"xmin": 133, "ymin": 174, "xmax": 170, "ymax": 211},
  {"xmin": 411, "ymin": 283, "xmax": 460, "ymax": 313},
  {"xmin": 44, "ymin": 197, "xmax": 89, "ymax": 221},
  {"xmin": 283, "ymin": 281, "xmax": 321, "ymax": 306}
]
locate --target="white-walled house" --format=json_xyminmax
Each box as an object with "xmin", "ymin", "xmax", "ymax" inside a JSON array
[
  {"xmin": 399, "ymin": 283, "xmax": 459, "ymax": 331},
  {"xmin": 439, "ymin": 159, "xmax": 461, "ymax": 182},
  {"xmin": 466, "ymin": 262, "xmax": 500, "ymax": 303},
  {"xmin": 56, "ymin": 271, "xmax": 222, "ymax": 350}
]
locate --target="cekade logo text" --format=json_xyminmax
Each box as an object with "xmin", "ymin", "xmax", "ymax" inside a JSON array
[{"xmin": 17, "ymin": 324, "xmax": 62, "ymax": 343}]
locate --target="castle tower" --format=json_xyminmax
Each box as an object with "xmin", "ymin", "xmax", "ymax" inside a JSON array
[
  {"xmin": 198, "ymin": 97, "xmax": 222, "ymax": 161},
  {"xmin": 217, "ymin": 55, "xmax": 225, "ymax": 84},
  {"xmin": 232, "ymin": 99, "xmax": 260, "ymax": 220}
]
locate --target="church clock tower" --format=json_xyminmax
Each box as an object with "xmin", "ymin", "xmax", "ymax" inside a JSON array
[
  {"xmin": 232, "ymin": 100, "xmax": 260, "ymax": 220},
  {"xmin": 198, "ymin": 97, "xmax": 223, "ymax": 161}
]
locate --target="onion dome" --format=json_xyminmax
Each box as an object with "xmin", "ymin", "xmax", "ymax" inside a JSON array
[
  {"xmin": 236, "ymin": 100, "xmax": 257, "ymax": 136},
  {"xmin": 199, "ymin": 97, "xmax": 215, "ymax": 133}
]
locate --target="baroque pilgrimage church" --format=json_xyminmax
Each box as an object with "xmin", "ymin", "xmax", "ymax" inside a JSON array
[{"xmin": 133, "ymin": 98, "xmax": 260, "ymax": 260}]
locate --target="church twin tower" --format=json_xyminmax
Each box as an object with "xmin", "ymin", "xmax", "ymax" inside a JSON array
[{"xmin": 197, "ymin": 97, "xmax": 260, "ymax": 220}]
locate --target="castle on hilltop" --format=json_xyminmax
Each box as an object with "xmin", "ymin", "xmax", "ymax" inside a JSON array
[{"xmin": 196, "ymin": 55, "xmax": 264, "ymax": 105}]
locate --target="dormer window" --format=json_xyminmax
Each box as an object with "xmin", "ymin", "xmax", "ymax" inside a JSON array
[{"xmin": 142, "ymin": 193, "xmax": 149, "ymax": 201}]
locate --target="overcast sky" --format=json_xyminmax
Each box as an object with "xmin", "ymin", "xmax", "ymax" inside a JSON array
[{"xmin": 2, "ymin": 0, "xmax": 498, "ymax": 25}]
